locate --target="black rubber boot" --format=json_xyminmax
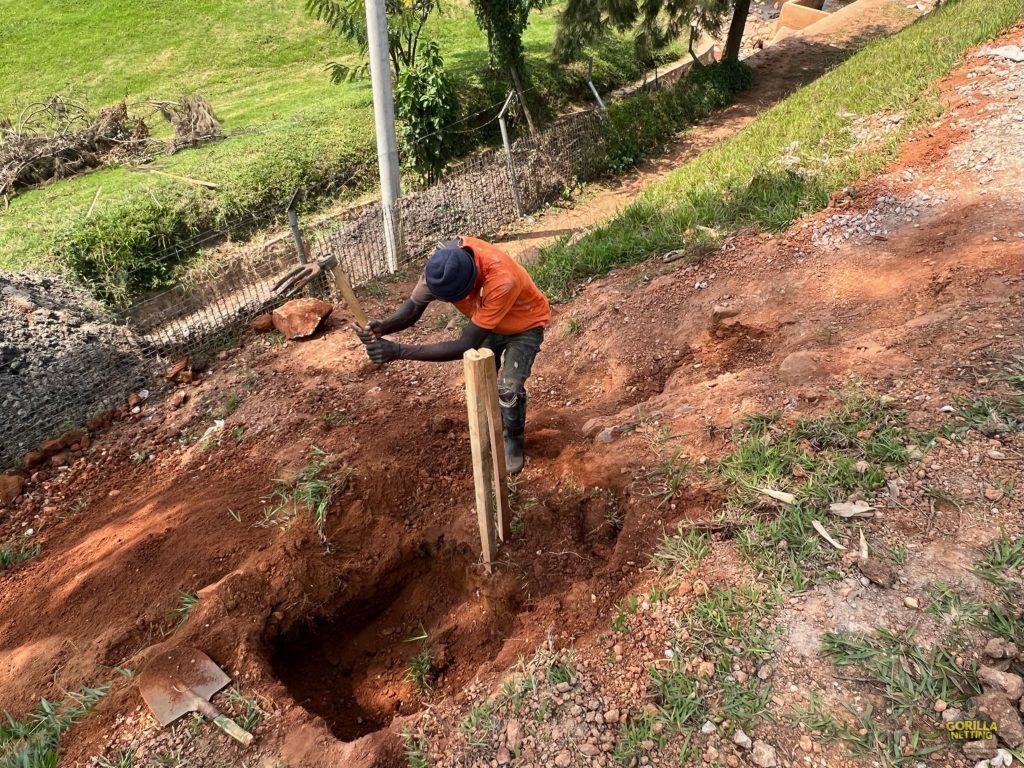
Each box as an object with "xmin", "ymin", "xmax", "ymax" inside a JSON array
[{"xmin": 501, "ymin": 392, "xmax": 527, "ymax": 475}]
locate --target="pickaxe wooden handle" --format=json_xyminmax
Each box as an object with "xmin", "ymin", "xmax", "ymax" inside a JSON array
[{"xmin": 331, "ymin": 266, "xmax": 369, "ymax": 328}]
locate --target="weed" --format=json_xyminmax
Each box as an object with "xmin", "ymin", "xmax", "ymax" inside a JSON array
[
  {"xmin": 460, "ymin": 703, "xmax": 495, "ymax": 751},
  {"xmin": 838, "ymin": 704, "xmax": 943, "ymax": 767},
  {"xmin": 980, "ymin": 602, "xmax": 1024, "ymax": 647},
  {"xmin": 545, "ymin": 658, "xmax": 576, "ymax": 685},
  {"xmin": 218, "ymin": 392, "xmax": 242, "ymax": 419},
  {"xmin": 926, "ymin": 581, "xmax": 983, "ymax": 627},
  {"xmin": 0, "ymin": 684, "xmax": 108, "ymax": 768},
  {"xmin": 114, "ymin": 667, "xmax": 136, "ymax": 679},
  {"xmin": 821, "ymin": 627, "xmax": 979, "ymax": 715},
  {"xmin": 405, "ymin": 648, "xmax": 434, "ymax": 695},
  {"xmin": 227, "ymin": 508, "xmax": 242, "ymax": 523},
  {"xmin": 230, "ymin": 426, "xmax": 245, "ymax": 443},
  {"xmin": 644, "ymin": 431, "xmax": 693, "ymax": 507},
  {"xmin": 650, "ymin": 528, "xmax": 709, "ymax": 573},
  {"xmin": 0, "ymin": 543, "xmax": 41, "ymax": 570},
  {"xmin": 130, "ymin": 451, "xmax": 149, "ymax": 463},
  {"xmin": 224, "ymin": 687, "xmax": 263, "ymax": 731},
  {"xmin": 322, "ymin": 411, "xmax": 353, "ymax": 429},
  {"xmin": 614, "ymin": 711, "xmax": 665, "ymax": 764},
  {"xmin": 70, "ymin": 498, "xmax": 88, "ymax": 514},
  {"xmin": 923, "ymin": 485, "xmax": 970, "ymax": 510},
  {"xmin": 401, "ymin": 729, "xmax": 429, "ymax": 768},
  {"xmin": 174, "ymin": 592, "xmax": 199, "ymax": 627},
  {"xmin": 365, "ymin": 282, "xmax": 389, "ymax": 300},
  {"xmin": 649, "ymin": 659, "xmax": 703, "ymax": 726},
  {"xmin": 98, "ymin": 749, "xmax": 136, "ymax": 768},
  {"xmin": 563, "ymin": 314, "xmax": 582, "ymax": 337},
  {"xmin": 147, "ymin": 754, "xmax": 188, "ymax": 767},
  {"xmin": 267, "ymin": 331, "xmax": 287, "ymax": 347},
  {"xmin": 973, "ymin": 530, "xmax": 1024, "ymax": 595},
  {"xmin": 262, "ymin": 447, "xmax": 347, "ymax": 541},
  {"xmin": 720, "ymin": 678, "xmax": 771, "ymax": 726},
  {"xmin": 510, "ymin": 516, "xmax": 525, "ymax": 536},
  {"xmin": 951, "ymin": 397, "xmax": 1022, "ymax": 437},
  {"xmin": 500, "ymin": 670, "xmax": 538, "ymax": 713},
  {"xmin": 1002, "ymin": 361, "xmax": 1024, "ymax": 392},
  {"xmin": 612, "ymin": 603, "xmax": 631, "ymax": 634},
  {"xmin": 787, "ymin": 691, "xmax": 840, "ymax": 737}
]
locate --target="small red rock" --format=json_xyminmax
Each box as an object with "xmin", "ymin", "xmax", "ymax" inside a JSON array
[
  {"xmin": 0, "ymin": 473, "xmax": 25, "ymax": 506},
  {"xmin": 22, "ymin": 451, "xmax": 45, "ymax": 470},
  {"xmin": 250, "ymin": 313, "xmax": 274, "ymax": 332}
]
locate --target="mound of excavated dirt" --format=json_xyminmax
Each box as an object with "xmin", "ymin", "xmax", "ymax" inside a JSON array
[{"xmin": 0, "ymin": 272, "xmax": 149, "ymax": 468}]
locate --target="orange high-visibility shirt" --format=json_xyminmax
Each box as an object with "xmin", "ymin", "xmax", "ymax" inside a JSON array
[{"xmin": 411, "ymin": 237, "xmax": 550, "ymax": 335}]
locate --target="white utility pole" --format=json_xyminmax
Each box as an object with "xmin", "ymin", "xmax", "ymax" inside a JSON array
[{"xmin": 364, "ymin": 0, "xmax": 402, "ymax": 272}]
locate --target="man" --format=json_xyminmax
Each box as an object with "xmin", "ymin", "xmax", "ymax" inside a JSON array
[{"xmin": 355, "ymin": 236, "xmax": 549, "ymax": 474}]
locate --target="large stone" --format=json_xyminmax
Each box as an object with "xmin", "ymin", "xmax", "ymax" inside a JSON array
[
  {"xmin": 979, "ymin": 665, "xmax": 1024, "ymax": 702},
  {"xmin": 0, "ymin": 473, "xmax": 25, "ymax": 506},
  {"xmin": 272, "ymin": 298, "xmax": 334, "ymax": 339},
  {"xmin": 779, "ymin": 350, "xmax": 830, "ymax": 383},
  {"xmin": 553, "ymin": 750, "xmax": 572, "ymax": 767},
  {"xmin": 858, "ymin": 556, "xmax": 897, "ymax": 588},
  {"xmin": 975, "ymin": 693, "xmax": 1024, "ymax": 748}
]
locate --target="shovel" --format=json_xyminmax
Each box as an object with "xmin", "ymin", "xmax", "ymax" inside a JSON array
[{"xmin": 138, "ymin": 647, "xmax": 254, "ymax": 746}]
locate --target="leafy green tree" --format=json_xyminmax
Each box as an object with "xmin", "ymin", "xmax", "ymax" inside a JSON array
[
  {"xmin": 468, "ymin": 0, "xmax": 550, "ymax": 132},
  {"xmin": 556, "ymin": 0, "xmax": 748, "ymax": 66},
  {"xmin": 395, "ymin": 41, "xmax": 458, "ymax": 177},
  {"xmin": 306, "ymin": 0, "xmax": 440, "ymax": 81}
]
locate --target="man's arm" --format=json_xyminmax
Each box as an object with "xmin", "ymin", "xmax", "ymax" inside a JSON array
[
  {"xmin": 355, "ymin": 322, "xmax": 489, "ymax": 363},
  {"xmin": 370, "ymin": 298, "xmax": 428, "ymax": 336}
]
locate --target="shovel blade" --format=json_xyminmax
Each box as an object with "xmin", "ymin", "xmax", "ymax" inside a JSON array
[{"xmin": 138, "ymin": 647, "xmax": 231, "ymax": 726}]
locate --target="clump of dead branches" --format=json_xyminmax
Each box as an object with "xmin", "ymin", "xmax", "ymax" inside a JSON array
[
  {"xmin": 152, "ymin": 94, "xmax": 224, "ymax": 152},
  {"xmin": 0, "ymin": 93, "xmax": 226, "ymax": 205},
  {"xmin": 0, "ymin": 97, "xmax": 149, "ymax": 203}
]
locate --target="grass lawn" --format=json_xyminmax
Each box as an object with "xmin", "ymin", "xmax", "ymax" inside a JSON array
[
  {"xmin": 0, "ymin": 0, "xmax": 662, "ymax": 297},
  {"xmin": 530, "ymin": 0, "xmax": 1024, "ymax": 299}
]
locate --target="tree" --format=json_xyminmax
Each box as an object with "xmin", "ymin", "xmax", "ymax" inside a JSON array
[
  {"xmin": 468, "ymin": 0, "xmax": 549, "ymax": 133},
  {"xmin": 723, "ymin": 0, "xmax": 752, "ymax": 61},
  {"xmin": 306, "ymin": 0, "xmax": 440, "ymax": 81},
  {"xmin": 556, "ymin": 0, "xmax": 748, "ymax": 67}
]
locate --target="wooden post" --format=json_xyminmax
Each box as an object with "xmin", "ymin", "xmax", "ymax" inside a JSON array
[{"xmin": 464, "ymin": 348, "xmax": 512, "ymax": 574}]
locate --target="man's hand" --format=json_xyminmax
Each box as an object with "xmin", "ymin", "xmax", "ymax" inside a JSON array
[
  {"xmin": 354, "ymin": 323, "xmax": 402, "ymax": 364},
  {"xmin": 365, "ymin": 320, "xmax": 385, "ymax": 337}
]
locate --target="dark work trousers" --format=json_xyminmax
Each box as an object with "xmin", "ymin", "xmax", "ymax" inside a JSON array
[{"xmin": 482, "ymin": 327, "xmax": 544, "ymax": 412}]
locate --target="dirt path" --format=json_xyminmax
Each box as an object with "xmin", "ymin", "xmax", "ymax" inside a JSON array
[
  {"xmin": 1, "ymin": 15, "xmax": 1023, "ymax": 768},
  {"xmin": 499, "ymin": 0, "xmax": 927, "ymax": 260}
]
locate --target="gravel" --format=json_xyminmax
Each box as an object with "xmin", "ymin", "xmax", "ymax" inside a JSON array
[
  {"xmin": 1, "ymin": 272, "xmax": 150, "ymax": 468},
  {"xmin": 810, "ymin": 190, "xmax": 945, "ymax": 248}
]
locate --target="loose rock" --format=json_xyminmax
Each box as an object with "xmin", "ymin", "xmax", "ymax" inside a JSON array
[
  {"xmin": 751, "ymin": 740, "xmax": 778, "ymax": 768},
  {"xmin": 271, "ymin": 298, "xmax": 334, "ymax": 340}
]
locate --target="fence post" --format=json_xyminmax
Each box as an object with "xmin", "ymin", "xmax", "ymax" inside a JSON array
[
  {"xmin": 587, "ymin": 57, "xmax": 606, "ymax": 110},
  {"xmin": 498, "ymin": 91, "xmax": 525, "ymax": 219},
  {"xmin": 286, "ymin": 188, "xmax": 308, "ymax": 264},
  {"xmin": 464, "ymin": 348, "xmax": 512, "ymax": 574}
]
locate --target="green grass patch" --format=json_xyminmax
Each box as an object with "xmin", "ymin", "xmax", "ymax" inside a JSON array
[
  {"xmin": 0, "ymin": 684, "xmax": 109, "ymax": 767},
  {"xmin": 650, "ymin": 528, "xmax": 710, "ymax": 573},
  {"xmin": 0, "ymin": 543, "xmax": 41, "ymax": 571},
  {"xmin": 0, "ymin": 0, "xmax": 674, "ymax": 303},
  {"xmin": 822, "ymin": 627, "xmax": 980, "ymax": 716},
  {"xmin": 530, "ymin": 0, "xmax": 1024, "ymax": 300},
  {"xmin": 727, "ymin": 392, "xmax": 912, "ymax": 586}
]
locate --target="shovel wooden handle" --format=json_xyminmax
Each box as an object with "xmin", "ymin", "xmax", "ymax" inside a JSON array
[{"xmin": 194, "ymin": 696, "xmax": 254, "ymax": 746}]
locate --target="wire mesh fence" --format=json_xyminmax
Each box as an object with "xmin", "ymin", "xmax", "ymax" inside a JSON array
[{"xmin": 1, "ymin": 75, "xmax": 667, "ymax": 469}]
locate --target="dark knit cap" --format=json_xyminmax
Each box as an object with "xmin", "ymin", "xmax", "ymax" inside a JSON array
[{"xmin": 425, "ymin": 246, "xmax": 477, "ymax": 301}]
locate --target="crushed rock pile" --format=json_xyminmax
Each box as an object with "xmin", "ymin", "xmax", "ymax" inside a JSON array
[{"xmin": 0, "ymin": 272, "xmax": 151, "ymax": 468}]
